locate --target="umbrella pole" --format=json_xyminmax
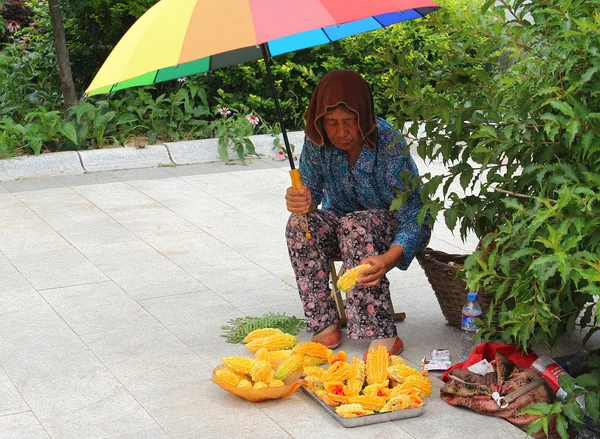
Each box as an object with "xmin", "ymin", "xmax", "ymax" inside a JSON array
[
  {"xmin": 260, "ymin": 44, "xmax": 296, "ymax": 171},
  {"xmin": 260, "ymin": 44, "xmax": 310, "ymax": 239}
]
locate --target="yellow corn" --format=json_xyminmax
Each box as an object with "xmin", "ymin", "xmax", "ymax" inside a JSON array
[
  {"xmin": 222, "ymin": 356, "xmax": 256, "ymax": 376},
  {"xmin": 274, "ymin": 353, "xmax": 304, "ymax": 381},
  {"xmin": 348, "ymin": 395, "xmax": 387, "ymax": 412},
  {"xmin": 303, "ymin": 375, "xmax": 324, "ymax": 392},
  {"xmin": 269, "ymin": 379, "xmax": 285, "ymax": 388},
  {"xmin": 303, "ymin": 356, "xmax": 326, "ymax": 367},
  {"xmin": 346, "ymin": 358, "xmax": 366, "ymax": 397},
  {"xmin": 292, "ymin": 342, "xmax": 330, "ymax": 360},
  {"xmin": 361, "ymin": 380, "xmax": 390, "ymax": 396},
  {"xmin": 215, "ymin": 369, "xmax": 243, "ymax": 387},
  {"xmin": 391, "ymin": 375, "xmax": 433, "ymax": 397},
  {"xmin": 250, "ymin": 360, "xmax": 273, "ymax": 383},
  {"xmin": 389, "ymin": 355, "xmax": 406, "ymax": 366},
  {"xmin": 335, "ymin": 403, "xmax": 375, "ymax": 418},
  {"xmin": 243, "ymin": 328, "xmax": 283, "ymax": 344},
  {"xmin": 303, "ymin": 366, "xmax": 325, "ymax": 379},
  {"xmin": 321, "ymin": 361, "xmax": 352, "ymax": 383},
  {"xmin": 380, "ymin": 394, "xmax": 423, "ymax": 412},
  {"xmin": 254, "ymin": 348, "xmax": 271, "ymax": 364},
  {"xmin": 246, "ymin": 333, "xmax": 297, "ymax": 353},
  {"xmin": 387, "ymin": 363, "xmax": 421, "ymax": 383},
  {"xmin": 337, "ymin": 264, "xmax": 370, "ymax": 293},
  {"xmin": 237, "ymin": 379, "xmax": 252, "ymax": 388},
  {"xmin": 366, "ymin": 345, "xmax": 389, "ymax": 385}
]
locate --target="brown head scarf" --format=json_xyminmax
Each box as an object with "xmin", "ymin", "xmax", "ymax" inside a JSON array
[{"xmin": 304, "ymin": 70, "xmax": 377, "ymax": 151}]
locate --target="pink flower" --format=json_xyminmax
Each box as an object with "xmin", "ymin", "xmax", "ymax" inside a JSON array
[
  {"xmin": 245, "ymin": 114, "xmax": 260, "ymax": 125},
  {"xmin": 365, "ymin": 329, "xmax": 375, "ymax": 337},
  {"xmin": 275, "ymin": 149, "xmax": 286, "ymax": 160},
  {"xmin": 366, "ymin": 244, "xmax": 375, "ymax": 253},
  {"xmin": 177, "ymin": 77, "xmax": 188, "ymax": 82},
  {"xmin": 7, "ymin": 21, "xmax": 21, "ymax": 33},
  {"xmin": 367, "ymin": 304, "xmax": 376, "ymax": 314},
  {"xmin": 218, "ymin": 107, "xmax": 231, "ymax": 116}
]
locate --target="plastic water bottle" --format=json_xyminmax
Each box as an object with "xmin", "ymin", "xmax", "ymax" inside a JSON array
[{"xmin": 461, "ymin": 292, "xmax": 482, "ymax": 362}]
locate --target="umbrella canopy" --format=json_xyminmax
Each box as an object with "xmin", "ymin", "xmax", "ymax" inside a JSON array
[{"xmin": 86, "ymin": 0, "xmax": 440, "ymax": 97}]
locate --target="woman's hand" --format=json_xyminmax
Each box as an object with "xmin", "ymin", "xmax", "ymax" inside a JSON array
[
  {"xmin": 356, "ymin": 246, "xmax": 404, "ymax": 287},
  {"xmin": 285, "ymin": 186, "xmax": 316, "ymax": 214}
]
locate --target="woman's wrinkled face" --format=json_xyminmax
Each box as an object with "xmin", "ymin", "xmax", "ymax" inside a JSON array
[{"xmin": 322, "ymin": 105, "xmax": 364, "ymax": 155}]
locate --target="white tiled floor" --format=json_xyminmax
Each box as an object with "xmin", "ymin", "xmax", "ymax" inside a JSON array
[{"xmin": 0, "ymin": 158, "xmax": 596, "ymax": 439}]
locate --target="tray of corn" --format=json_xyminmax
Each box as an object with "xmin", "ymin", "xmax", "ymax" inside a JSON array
[
  {"xmin": 302, "ymin": 387, "xmax": 424, "ymax": 427},
  {"xmin": 300, "ymin": 345, "xmax": 431, "ymax": 427}
]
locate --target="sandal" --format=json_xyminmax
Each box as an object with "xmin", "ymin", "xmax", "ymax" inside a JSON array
[
  {"xmin": 363, "ymin": 336, "xmax": 404, "ymax": 361},
  {"xmin": 312, "ymin": 325, "xmax": 341, "ymax": 349}
]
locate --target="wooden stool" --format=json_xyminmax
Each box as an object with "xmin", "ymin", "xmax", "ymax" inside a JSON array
[{"xmin": 328, "ymin": 257, "xmax": 406, "ymax": 325}]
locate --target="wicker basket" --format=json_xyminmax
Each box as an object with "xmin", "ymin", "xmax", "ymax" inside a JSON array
[{"xmin": 416, "ymin": 247, "xmax": 495, "ymax": 328}]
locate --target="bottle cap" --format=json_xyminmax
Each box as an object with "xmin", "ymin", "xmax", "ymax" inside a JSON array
[{"xmin": 467, "ymin": 292, "xmax": 478, "ymax": 301}]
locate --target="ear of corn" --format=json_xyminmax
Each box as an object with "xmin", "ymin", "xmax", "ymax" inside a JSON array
[
  {"xmin": 254, "ymin": 348, "xmax": 271, "ymax": 364},
  {"xmin": 387, "ymin": 363, "xmax": 421, "ymax": 384},
  {"xmin": 380, "ymin": 394, "xmax": 423, "ymax": 413},
  {"xmin": 243, "ymin": 328, "xmax": 283, "ymax": 344},
  {"xmin": 246, "ymin": 333, "xmax": 297, "ymax": 353},
  {"xmin": 348, "ymin": 395, "xmax": 387, "ymax": 411},
  {"xmin": 335, "ymin": 404, "xmax": 375, "ymax": 418},
  {"xmin": 303, "ymin": 366, "xmax": 325, "ymax": 379},
  {"xmin": 346, "ymin": 358, "xmax": 366, "ymax": 397},
  {"xmin": 215, "ymin": 369, "xmax": 243, "ymax": 387},
  {"xmin": 222, "ymin": 356, "xmax": 257, "ymax": 376},
  {"xmin": 303, "ymin": 356, "xmax": 326, "ymax": 367},
  {"xmin": 391, "ymin": 375, "xmax": 433, "ymax": 397},
  {"xmin": 269, "ymin": 379, "xmax": 285, "ymax": 388},
  {"xmin": 292, "ymin": 342, "xmax": 330, "ymax": 360},
  {"xmin": 274, "ymin": 353, "xmax": 304, "ymax": 381},
  {"xmin": 237, "ymin": 379, "xmax": 252, "ymax": 388},
  {"xmin": 361, "ymin": 380, "xmax": 390, "ymax": 396},
  {"xmin": 321, "ymin": 361, "xmax": 352, "ymax": 383},
  {"xmin": 366, "ymin": 345, "xmax": 389, "ymax": 385},
  {"xmin": 336, "ymin": 264, "xmax": 370, "ymax": 293},
  {"xmin": 303, "ymin": 375, "xmax": 324, "ymax": 391},
  {"xmin": 250, "ymin": 360, "xmax": 274, "ymax": 383},
  {"xmin": 389, "ymin": 355, "xmax": 406, "ymax": 366}
]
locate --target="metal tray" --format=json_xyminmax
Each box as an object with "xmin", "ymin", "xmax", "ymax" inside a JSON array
[{"xmin": 302, "ymin": 387, "xmax": 424, "ymax": 428}]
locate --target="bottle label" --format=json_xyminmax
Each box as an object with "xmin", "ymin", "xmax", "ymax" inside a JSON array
[
  {"xmin": 462, "ymin": 314, "xmax": 481, "ymax": 330},
  {"xmin": 540, "ymin": 363, "xmax": 568, "ymax": 395}
]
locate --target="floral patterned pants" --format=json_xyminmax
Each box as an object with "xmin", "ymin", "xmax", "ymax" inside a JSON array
[{"xmin": 286, "ymin": 209, "xmax": 400, "ymax": 340}]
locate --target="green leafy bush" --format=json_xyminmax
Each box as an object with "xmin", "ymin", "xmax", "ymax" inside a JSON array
[{"xmin": 386, "ymin": 0, "xmax": 599, "ymax": 435}]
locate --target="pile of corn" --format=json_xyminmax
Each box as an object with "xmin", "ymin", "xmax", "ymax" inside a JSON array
[
  {"xmin": 303, "ymin": 345, "xmax": 432, "ymax": 418},
  {"xmin": 215, "ymin": 327, "xmax": 432, "ymax": 419},
  {"xmin": 215, "ymin": 328, "xmax": 332, "ymax": 390}
]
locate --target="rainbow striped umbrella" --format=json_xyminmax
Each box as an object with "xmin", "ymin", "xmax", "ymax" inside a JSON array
[{"xmin": 86, "ymin": 0, "xmax": 440, "ymax": 172}]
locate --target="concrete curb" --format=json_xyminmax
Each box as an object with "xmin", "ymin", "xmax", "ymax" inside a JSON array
[
  {"xmin": 165, "ymin": 132, "xmax": 305, "ymax": 165},
  {"xmin": 0, "ymin": 123, "xmax": 424, "ymax": 182},
  {"xmin": 79, "ymin": 144, "xmax": 172, "ymax": 173},
  {"xmin": 0, "ymin": 131, "xmax": 306, "ymax": 182},
  {"xmin": 0, "ymin": 151, "xmax": 83, "ymax": 181}
]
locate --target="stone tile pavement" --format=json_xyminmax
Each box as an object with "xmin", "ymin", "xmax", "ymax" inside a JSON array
[{"xmin": 0, "ymin": 150, "xmax": 596, "ymax": 439}]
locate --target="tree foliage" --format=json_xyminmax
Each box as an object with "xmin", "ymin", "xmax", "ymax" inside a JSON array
[{"xmin": 388, "ymin": 0, "xmax": 599, "ymax": 350}]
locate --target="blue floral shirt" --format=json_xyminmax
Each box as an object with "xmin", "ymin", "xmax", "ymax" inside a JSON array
[{"xmin": 299, "ymin": 118, "xmax": 431, "ymax": 270}]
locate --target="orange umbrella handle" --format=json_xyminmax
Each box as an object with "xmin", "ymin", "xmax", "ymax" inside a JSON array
[
  {"xmin": 288, "ymin": 169, "xmax": 311, "ymax": 239},
  {"xmin": 289, "ymin": 169, "xmax": 302, "ymax": 190}
]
